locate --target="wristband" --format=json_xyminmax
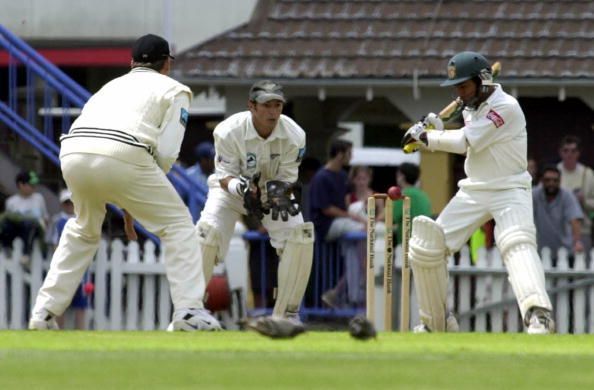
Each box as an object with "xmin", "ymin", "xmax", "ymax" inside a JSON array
[{"xmin": 227, "ymin": 178, "xmax": 242, "ymax": 197}]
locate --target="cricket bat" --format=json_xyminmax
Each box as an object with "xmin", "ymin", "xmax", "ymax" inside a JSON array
[{"xmin": 403, "ymin": 61, "xmax": 501, "ymax": 153}]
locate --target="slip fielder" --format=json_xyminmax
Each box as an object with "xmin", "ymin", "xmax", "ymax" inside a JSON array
[{"xmin": 29, "ymin": 34, "xmax": 221, "ymax": 331}]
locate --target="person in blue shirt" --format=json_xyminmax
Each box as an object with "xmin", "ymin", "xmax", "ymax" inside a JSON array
[
  {"xmin": 309, "ymin": 139, "xmax": 367, "ymax": 309},
  {"xmin": 186, "ymin": 141, "xmax": 215, "ymax": 188}
]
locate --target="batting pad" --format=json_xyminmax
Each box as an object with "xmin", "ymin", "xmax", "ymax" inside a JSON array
[
  {"xmin": 409, "ymin": 216, "xmax": 449, "ymax": 331},
  {"xmin": 495, "ymin": 209, "xmax": 552, "ymax": 319},
  {"xmin": 272, "ymin": 222, "xmax": 314, "ymax": 317},
  {"xmin": 196, "ymin": 221, "xmax": 221, "ymax": 284}
]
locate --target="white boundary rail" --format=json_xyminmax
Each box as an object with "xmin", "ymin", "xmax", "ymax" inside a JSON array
[{"xmin": 2, "ymin": 237, "xmax": 594, "ymax": 333}]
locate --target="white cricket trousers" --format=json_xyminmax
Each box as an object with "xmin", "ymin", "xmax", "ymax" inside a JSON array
[
  {"xmin": 199, "ymin": 187, "xmax": 304, "ymax": 259},
  {"xmin": 33, "ymin": 152, "xmax": 206, "ymax": 316}
]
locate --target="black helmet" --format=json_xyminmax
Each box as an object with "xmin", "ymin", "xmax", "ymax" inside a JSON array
[{"xmin": 441, "ymin": 51, "xmax": 492, "ymax": 87}]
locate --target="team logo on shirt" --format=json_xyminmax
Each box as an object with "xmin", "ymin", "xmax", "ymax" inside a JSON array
[
  {"xmin": 246, "ymin": 153, "xmax": 257, "ymax": 170},
  {"xmin": 486, "ymin": 110, "xmax": 505, "ymax": 128},
  {"xmin": 179, "ymin": 108, "xmax": 189, "ymax": 127}
]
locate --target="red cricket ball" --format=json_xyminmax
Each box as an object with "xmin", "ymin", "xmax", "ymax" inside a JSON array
[
  {"xmin": 387, "ymin": 186, "xmax": 402, "ymax": 200},
  {"xmin": 83, "ymin": 282, "xmax": 95, "ymax": 296}
]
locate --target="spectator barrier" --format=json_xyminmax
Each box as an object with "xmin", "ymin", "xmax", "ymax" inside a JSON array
[{"xmin": 1, "ymin": 234, "xmax": 593, "ymax": 333}]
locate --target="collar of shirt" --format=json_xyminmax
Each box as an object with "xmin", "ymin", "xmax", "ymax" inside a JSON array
[
  {"xmin": 245, "ymin": 114, "xmax": 288, "ymax": 142},
  {"xmin": 130, "ymin": 67, "xmax": 159, "ymax": 74}
]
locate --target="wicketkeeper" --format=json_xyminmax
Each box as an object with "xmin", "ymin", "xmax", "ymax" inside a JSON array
[
  {"xmin": 196, "ymin": 80, "xmax": 314, "ymax": 337},
  {"xmin": 402, "ymin": 51, "xmax": 554, "ymax": 334}
]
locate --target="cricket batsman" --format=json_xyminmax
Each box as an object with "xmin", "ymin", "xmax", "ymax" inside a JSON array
[{"xmin": 402, "ymin": 51, "xmax": 554, "ymax": 334}]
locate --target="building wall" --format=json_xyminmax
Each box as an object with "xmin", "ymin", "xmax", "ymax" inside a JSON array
[{"xmin": 0, "ymin": 0, "xmax": 258, "ymax": 52}]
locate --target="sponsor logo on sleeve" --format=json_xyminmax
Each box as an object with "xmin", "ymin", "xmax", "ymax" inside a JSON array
[
  {"xmin": 486, "ymin": 110, "xmax": 505, "ymax": 128},
  {"xmin": 179, "ymin": 108, "xmax": 189, "ymax": 127},
  {"xmin": 296, "ymin": 147, "xmax": 306, "ymax": 162}
]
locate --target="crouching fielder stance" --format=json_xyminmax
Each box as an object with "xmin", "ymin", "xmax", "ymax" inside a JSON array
[
  {"xmin": 197, "ymin": 80, "xmax": 313, "ymax": 338},
  {"xmin": 402, "ymin": 51, "xmax": 554, "ymax": 334},
  {"xmin": 29, "ymin": 34, "xmax": 221, "ymax": 331}
]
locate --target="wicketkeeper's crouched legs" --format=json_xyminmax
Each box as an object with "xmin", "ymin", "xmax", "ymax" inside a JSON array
[
  {"xmin": 272, "ymin": 222, "xmax": 315, "ymax": 318},
  {"xmin": 196, "ymin": 220, "xmax": 222, "ymax": 284},
  {"xmin": 409, "ymin": 216, "xmax": 458, "ymax": 332}
]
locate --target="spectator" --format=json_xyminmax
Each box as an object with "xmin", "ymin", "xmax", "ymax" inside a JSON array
[
  {"xmin": 533, "ymin": 165, "xmax": 584, "ymax": 263},
  {"xmin": 0, "ymin": 171, "xmax": 48, "ymax": 267},
  {"xmin": 392, "ymin": 163, "xmax": 432, "ymax": 245},
  {"xmin": 468, "ymin": 220, "xmax": 495, "ymax": 264},
  {"xmin": 557, "ymin": 135, "xmax": 594, "ymax": 255},
  {"xmin": 310, "ymin": 139, "xmax": 366, "ymax": 241},
  {"xmin": 186, "ymin": 141, "xmax": 215, "ymax": 188},
  {"xmin": 346, "ymin": 166, "xmax": 375, "ymax": 207},
  {"xmin": 46, "ymin": 189, "xmax": 91, "ymax": 329},
  {"xmin": 298, "ymin": 157, "xmax": 321, "ymax": 222},
  {"xmin": 309, "ymin": 140, "xmax": 367, "ymax": 309},
  {"xmin": 527, "ymin": 156, "xmax": 539, "ymax": 187},
  {"xmin": 320, "ymin": 165, "xmax": 379, "ymax": 309}
]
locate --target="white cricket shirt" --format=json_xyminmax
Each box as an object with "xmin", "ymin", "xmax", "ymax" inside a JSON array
[
  {"xmin": 459, "ymin": 84, "xmax": 532, "ymax": 190},
  {"xmin": 209, "ymin": 111, "xmax": 306, "ymax": 190}
]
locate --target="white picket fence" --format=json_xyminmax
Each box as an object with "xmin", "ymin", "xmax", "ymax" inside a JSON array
[
  {"xmin": 2, "ymin": 236, "xmax": 594, "ymax": 333},
  {"xmin": 0, "ymin": 233, "xmax": 250, "ymax": 331},
  {"xmin": 391, "ymin": 245, "xmax": 594, "ymax": 334}
]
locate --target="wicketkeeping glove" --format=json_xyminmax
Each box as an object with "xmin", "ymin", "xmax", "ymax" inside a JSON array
[
  {"xmin": 348, "ymin": 315, "xmax": 377, "ymax": 340},
  {"xmin": 246, "ymin": 316, "xmax": 306, "ymax": 339},
  {"xmin": 262, "ymin": 181, "xmax": 301, "ymax": 222},
  {"xmin": 228, "ymin": 173, "xmax": 265, "ymax": 220},
  {"xmin": 242, "ymin": 173, "xmax": 264, "ymax": 220}
]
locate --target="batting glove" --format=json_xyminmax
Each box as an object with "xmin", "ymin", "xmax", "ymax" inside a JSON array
[
  {"xmin": 423, "ymin": 112, "xmax": 444, "ymax": 130},
  {"xmin": 401, "ymin": 122, "xmax": 428, "ymax": 153}
]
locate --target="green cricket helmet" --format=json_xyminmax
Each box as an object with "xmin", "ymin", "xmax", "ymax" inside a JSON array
[{"xmin": 441, "ymin": 51, "xmax": 492, "ymax": 87}]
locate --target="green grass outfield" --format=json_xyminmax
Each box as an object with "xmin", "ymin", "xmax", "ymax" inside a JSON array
[{"xmin": 1, "ymin": 331, "xmax": 593, "ymax": 389}]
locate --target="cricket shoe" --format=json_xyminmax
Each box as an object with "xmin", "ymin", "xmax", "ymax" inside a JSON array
[
  {"xmin": 28, "ymin": 308, "xmax": 59, "ymax": 330},
  {"xmin": 167, "ymin": 308, "xmax": 222, "ymax": 331},
  {"xmin": 526, "ymin": 307, "xmax": 555, "ymax": 335}
]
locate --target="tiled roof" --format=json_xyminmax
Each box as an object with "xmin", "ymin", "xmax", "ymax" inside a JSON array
[{"xmin": 176, "ymin": 0, "xmax": 594, "ymax": 82}]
